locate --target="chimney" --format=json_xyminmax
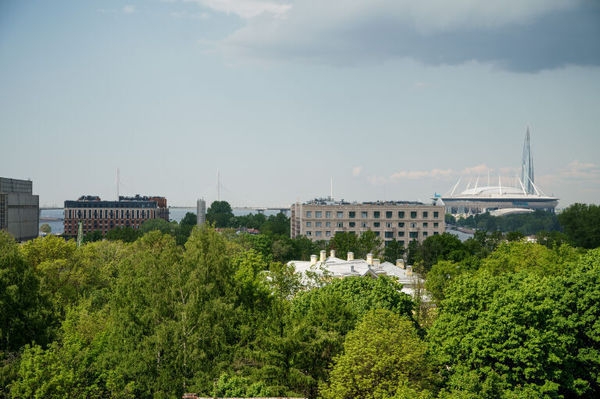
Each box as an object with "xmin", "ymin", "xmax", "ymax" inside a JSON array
[
  {"xmin": 347, "ymin": 252, "xmax": 354, "ymax": 261},
  {"xmin": 366, "ymin": 253, "xmax": 373, "ymax": 266},
  {"xmin": 320, "ymin": 250, "xmax": 326, "ymax": 262},
  {"xmin": 310, "ymin": 254, "xmax": 317, "ymax": 265},
  {"xmin": 330, "ymin": 249, "xmax": 336, "ymax": 258},
  {"xmin": 406, "ymin": 265, "xmax": 413, "ymax": 276},
  {"xmin": 396, "ymin": 259, "xmax": 405, "ymax": 269},
  {"xmin": 373, "ymin": 258, "xmax": 380, "ymax": 267}
]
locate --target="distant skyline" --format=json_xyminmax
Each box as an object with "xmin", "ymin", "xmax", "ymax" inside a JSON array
[{"xmin": 1, "ymin": 1, "xmax": 599, "ymax": 208}]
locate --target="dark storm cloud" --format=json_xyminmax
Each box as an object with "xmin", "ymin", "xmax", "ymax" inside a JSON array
[{"xmin": 219, "ymin": 2, "xmax": 600, "ymax": 72}]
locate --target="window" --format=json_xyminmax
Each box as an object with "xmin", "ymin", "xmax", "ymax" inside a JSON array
[
  {"xmin": 398, "ymin": 211, "xmax": 405, "ymax": 218},
  {"xmin": 374, "ymin": 211, "xmax": 380, "ymax": 218},
  {"xmin": 349, "ymin": 222, "xmax": 356, "ymax": 227},
  {"xmin": 315, "ymin": 211, "xmax": 322, "ymax": 218},
  {"xmin": 434, "ymin": 211, "xmax": 439, "ymax": 218},
  {"xmin": 306, "ymin": 211, "xmax": 312, "ymax": 217},
  {"xmin": 434, "ymin": 222, "xmax": 439, "ymax": 228},
  {"xmin": 398, "ymin": 240, "xmax": 405, "ymax": 247},
  {"xmin": 337, "ymin": 211, "xmax": 343, "ymax": 218},
  {"xmin": 385, "ymin": 231, "xmax": 394, "ymax": 238},
  {"xmin": 326, "ymin": 231, "xmax": 331, "ymax": 237},
  {"xmin": 398, "ymin": 222, "xmax": 405, "ymax": 228},
  {"xmin": 410, "ymin": 211, "xmax": 417, "ymax": 218},
  {"xmin": 315, "ymin": 231, "xmax": 322, "ymax": 237},
  {"xmin": 316, "ymin": 221, "xmax": 322, "ymax": 227},
  {"xmin": 307, "ymin": 231, "xmax": 312, "ymax": 236},
  {"xmin": 361, "ymin": 222, "xmax": 368, "ymax": 228},
  {"xmin": 326, "ymin": 211, "xmax": 332, "ymax": 218},
  {"xmin": 423, "ymin": 232, "xmax": 428, "ymax": 237},
  {"xmin": 325, "ymin": 221, "xmax": 331, "ymax": 227},
  {"xmin": 411, "ymin": 222, "xmax": 417, "ymax": 228},
  {"xmin": 385, "ymin": 211, "xmax": 393, "ymax": 218},
  {"xmin": 306, "ymin": 221, "xmax": 312, "ymax": 227},
  {"xmin": 361, "ymin": 211, "xmax": 368, "ymax": 218},
  {"xmin": 423, "ymin": 222, "xmax": 428, "ymax": 228},
  {"xmin": 423, "ymin": 211, "xmax": 428, "ymax": 218},
  {"xmin": 349, "ymin": 211, "xmax": 356, "ymax": 218},
  {"xmin": 374, "ymin": 222, "xmax": 380, "ymax": 228},
  {"xmin": 337, "ymin": 222, "xmax": 344, "ymax": 228},
  {"xmin": 375, "ymin": 232, "xmax": 380, "ymax": 237},
  {"xmin": 386, "ymin": 222, "xmax": 392, "ymax": 228},
  {"xmin": 398, "ymin": 231, "xmax": 405, "ymax": 237},
  {"xmin": 409, "ymin": 231, "xmax": 419, "ymax": 238}
]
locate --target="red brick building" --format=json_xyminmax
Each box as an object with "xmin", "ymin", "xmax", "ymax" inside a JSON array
[{"xmin": 63, "ymin": 195, "xmax": 169, "ymax": 237}]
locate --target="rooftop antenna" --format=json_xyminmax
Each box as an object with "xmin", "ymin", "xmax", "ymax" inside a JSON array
[
  {"xmin": 330, "ymin": 177, "xmax": 334, "ymax": 201},
  {"xmin": 116, "ymin": 168, "xmax": 120, "ymax": 200},
  {"xmin": 217, "ymin": 170, "xmax": 221, "ymax": 201}
]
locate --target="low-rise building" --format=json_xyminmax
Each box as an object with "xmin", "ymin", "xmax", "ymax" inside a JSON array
[
  {"xmin": 0, "ymin": 177, "xmax": 39, "ymax": 241},
  {"xmin": 63, "ymin": 195, "xmax": 169, "ymax": 237},
  {"xmin": 289, "ymin": 249, "xmax": 423, "ymax": 297},
  {"xmin": 291, "ymin": 198, "xmax": 445, "ymax": 247}
]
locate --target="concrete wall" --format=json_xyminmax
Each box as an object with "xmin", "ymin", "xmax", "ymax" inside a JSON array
[{"xmin": 6, "ymin": 192, "xmax": 39, "ymax": 241}]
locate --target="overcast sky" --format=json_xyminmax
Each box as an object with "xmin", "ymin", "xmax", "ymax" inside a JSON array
[{"xmin": 1, "ymin": 0, "xmax": 599, "ymax": 208}]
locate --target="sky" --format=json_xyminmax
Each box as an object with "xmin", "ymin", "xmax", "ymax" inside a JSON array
[{"xmin": 1, "ymin": 0, "xmax": 599, "ymax": 208}]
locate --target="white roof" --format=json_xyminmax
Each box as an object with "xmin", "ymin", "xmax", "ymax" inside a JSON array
[{"xmin": 288, "ymin": 256, "xmax": 423, "ymax": 296}]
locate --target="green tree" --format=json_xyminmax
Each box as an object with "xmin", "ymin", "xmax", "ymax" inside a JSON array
[
  {"xmin": 176, "ymin": 212, "xmax": 197, "ymax": 245},
  {"xmin": 260, "ymin": 212, "xmax": 290, "ymax": 237},
  {"xmin": 412, "ymin": 233, "xmax": 466, "ymax": 275},
  {"xmin": 206, "ymin": 200, "xmax": 234, "ymax": 228},
  {"xmin": 558, "ymin": 203, "xmax": 600, "ymax": 249},
  {"xmin": 320, "ymin": 309, "xmax": 433, "ymax": 399},
  {"xmin": 284, "ymin": 277, "xmax": 414, "ymax": 398},
  {"xmin": 428, "ymin": 245, "xmax": 600, "ymax": 398},
  {"xmin": 0, "ymin": 232, "xmax": 46, "ymax": 351},
  {"xmin": 357, "ymin": 229, "xmax": 383, "ymax": 259},
  {"xmin": 39, "ymin": 223, "xmax": 51, "ymax": 234},
  {"xmin": 10, "ymin": 299, "xmax": 112, "ymax": 398},
  {"xmin": 105, "ymin": 226, "xmax": 140, "ymax": 242},
  {"xmin": 139, "ymin": 218, "xmax": 177, "ymax": 236},
  {"xmin": 383, "ymin": 239, "xmax": 405, "ymax": 263}
]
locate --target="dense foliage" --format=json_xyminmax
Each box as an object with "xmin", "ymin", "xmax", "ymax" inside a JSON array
[{"xmin": 1, "ymin": 202, "xmax": 600, "ymax": 398}]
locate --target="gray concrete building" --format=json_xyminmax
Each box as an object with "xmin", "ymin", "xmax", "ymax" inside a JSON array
[
  {"xmin": 291, "ymin": 198, "xmax": 445, "ymax": 247},
  {"xmin": 0, "ymin": 177, "xmax": 40, "ymax": 241}
]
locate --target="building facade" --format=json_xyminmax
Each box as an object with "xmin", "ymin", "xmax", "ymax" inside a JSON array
[
  {"xmin": 0, "ymin": 177, "xmax": 40, "ymax": 241},
  {"xmin": 291, "ymin": 199, "xmax": 445, "ymax": 247},
  {"xmin": 63, "ymin": 195, "xmax": 169, "ymax": 237}
]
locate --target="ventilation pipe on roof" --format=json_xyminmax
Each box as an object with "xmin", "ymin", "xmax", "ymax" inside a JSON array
[
  {"xmin": 330, "ymin": 249, "xmax": 336, "ymax": 258},
  {"xmin": 366, "ymin": 253, "xmax": 373, "ymax": 266},
  {"xmin": 347, "ymin": 252, "xmax": 354, "ymax": 261},
  {"xmin": 320, "ymin": 250, "xmax": 326, "ymax": 262},
  {"xmin": 310, "ymin": 255, "xmax": 317, "ymax": 265},
  {"xmin": 396, "ymin": 259, "xmax": 405, "ymax": 269}
]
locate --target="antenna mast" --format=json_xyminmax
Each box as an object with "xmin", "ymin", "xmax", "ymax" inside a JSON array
[
  {"xmin": 217, "ymin": 170, "xmax": 221, "ymax": 201},
  {"xmin": 116, "ymin": 168, "xmax": 120, "ymax": 200}
]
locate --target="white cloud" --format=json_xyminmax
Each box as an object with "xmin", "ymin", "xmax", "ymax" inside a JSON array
[
  {"xmin": 185, "ymin": 0, "xmax": 291, "ymax": 19},
  {"xmin": 123, "ymin": 5, "xmax": 136, "ymax": 14},
  {"xmin": 559, "ymin": 160, "xmax": 600, "ymax": 180},
  {"xmin": 205, "ymin": 0, "xmax": 593, "ymax": 71},
  {"xmin": 390, "ymin": 168, "xmax": 454, "ymax": 180}
]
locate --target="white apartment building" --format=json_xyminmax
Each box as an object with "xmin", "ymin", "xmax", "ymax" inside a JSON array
[{"xmin": 291, "ymin": 199, "xmax": 445, "ymax": 247}]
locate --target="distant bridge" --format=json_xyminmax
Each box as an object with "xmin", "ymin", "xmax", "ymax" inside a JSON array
[{"xmin": 234, "ymin": 206, "xmax": 290, "ymax": 214}]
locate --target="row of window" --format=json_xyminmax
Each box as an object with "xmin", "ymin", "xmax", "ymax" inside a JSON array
[
  {"xmin": 305, "ymin": 210, "xmax": 440, "ymax": 219},
  {"xmin": 66, "ymin": 208, "xmax": 156, "ymax": 219},
  {"xmin": 306, "ymin": 221, "xmax": 439, "ymax": 229},
  {"xmin": 305, "ymin": 230, "xmax": 437, "ymax": 239}
]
